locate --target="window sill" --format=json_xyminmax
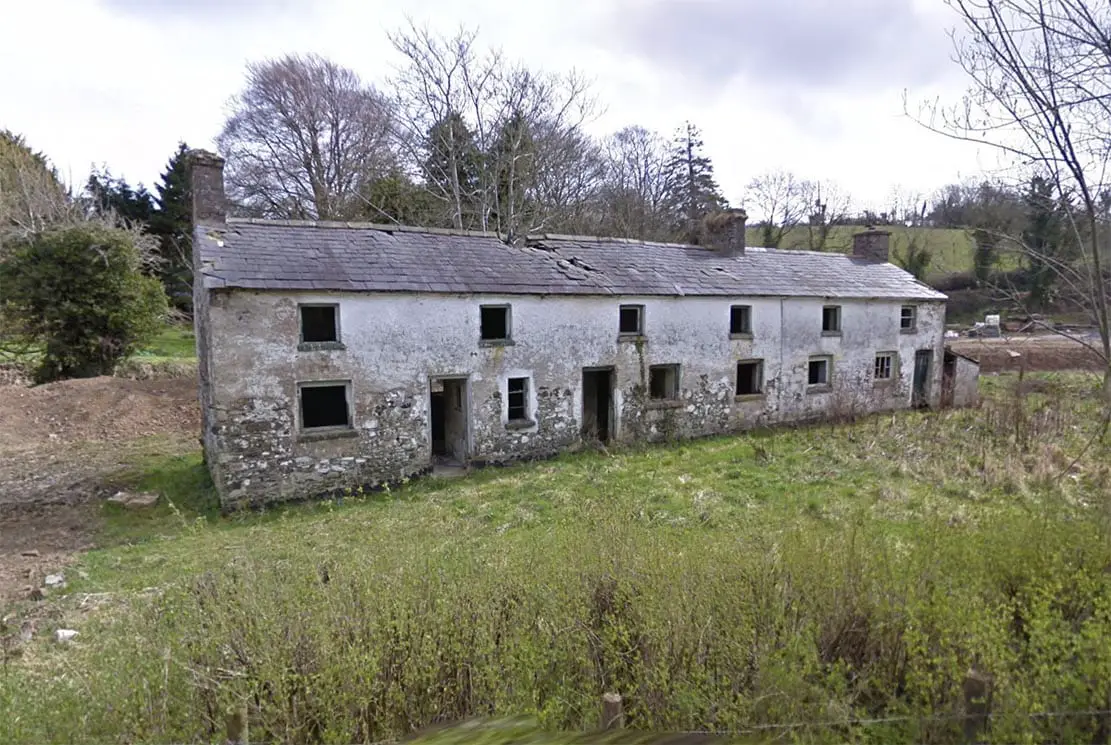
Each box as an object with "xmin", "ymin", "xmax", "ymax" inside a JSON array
[
  {"xmin": 298, "ymin": 341, "xmax": 346, "ymax": 352},
  {"xmin": 734, "ymin": 393, "xmax": 765, "ymax": 402},
  {"xmin": 646, "ymin": 399, "xmax": 683, "ymax": 410},
  {"xmin": 820, "ymin": 331, "xmax": 842, "ymax": 338},
  {"xmin": 618, "ymin": 334, "xmax": 647, "ymax": 343},
  {"xmin": 505, "ymin": 419, "xmax": 537, "ymax": 431},
  {"xmin": 807, "ymin": 385, "xmax": 832, "ymax": 394},
  {"xmin": 900, "ymin": 327, "xmax": 918, "ymax": 334},
  {"xmin": 297, "ymin": 427, "xmax": 358, "ymax": 443},
  {"xmin": 873, "ymin": 378, "xmax": 896, "ymax": 386},
  {"xmin": 479, "ymin": 339, "xmax": 514, "ymax": 348},
  {"xmin": 730, "ymin": 333, "xmax": 754, "ymax": 341}
]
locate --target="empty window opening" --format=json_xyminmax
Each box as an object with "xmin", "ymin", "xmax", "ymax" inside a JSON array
[
  {"xmin": 901, "ymin": 305, "xmax": 917, "ymax": 331},
  {"xmin": 808, "ymin": 357, "xmax": 831, "ymax": 387},
  {"xmin": 648, "ymin": 364, "xmax": 680, "ymax": 400},
  {"xmin": 507, "ymin": 377, "xmax": 529, "ymax": 422},
  {"xmin": 730, "ymin": 305, "xmax": 752, "ymax": 335},
  {"xmin": 875, "ymin": 353, "xmax": 894, "ymax": 381},
  {"xmin": 822, "ymin": 306, "xmax": 841, "ymax": 333},
  {"xmin": 619, "ymin": 305, "xmax": 644, "ymax": 335},
  {"xmin": 300, "ymin": 383, "xmax": 350, "ymax": 429},
  {"xmin": 300, "ymin": 305, "xmax": 338, "ymax": 343},
  {"xmin": 736, "ymin": 360, "xmax": 764, "ymax": 396},
  {"xmin": 480, "ymin": 305, "xmax": 510, "ymax": 342}
]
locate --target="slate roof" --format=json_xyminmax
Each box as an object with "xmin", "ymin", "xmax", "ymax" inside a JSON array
[{"xmin": 194, "ymin": 219, "xmax": 946, "ymax": 301}]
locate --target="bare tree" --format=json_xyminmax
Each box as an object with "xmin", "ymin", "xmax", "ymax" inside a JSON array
[
  {"xmin": 923, "ymin": 0, "xmax": 1111, "ymax": 408},
  {"xmin": 529, "ymin": 123, "xmax": 605, "ymax": 235},
  {"xmin": 0, "ymin": 130, "xmax": 74, "ymax": 248},
  {"xmin": 743, "ymin": 170, "xmax": 812, "ymax": 248},
  {"xmin": 217, "ymin": 54, "xmax": 396, "ymax": 220},
  {"xmin": 801, "ymin": 180, "xmax": 852, "ymax": 251},
  {"xmin": 595, "ymin": 125, "xmax": 673, "ymax": 240},
  {"xmin": 388, "ymin": 25, "xmax": 494, "ymax": 230},
  {"xmin": 388, "ymin": 22, "xmax": 597, "ymax": 239}
]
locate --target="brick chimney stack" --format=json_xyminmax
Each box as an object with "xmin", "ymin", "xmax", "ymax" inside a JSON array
[
  {"xmin": 707, "ymin": 207, "xmax": 747, "ymax": 257},
  {"xmin": 187, "ymin": 149, "xmax": 227, "ymax": 226},
  {"xmin": 852, "ymin": 228, "xmax": 891, "ymax": 262}
]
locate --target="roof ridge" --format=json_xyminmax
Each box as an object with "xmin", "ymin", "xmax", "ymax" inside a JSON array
[
  {"xmin": 527, "ymin": 233, "xmax": 706, "ymax": 250},
  {"xmin": 227, "ymin": 217, "xmax": 501, "ymax": 239}
]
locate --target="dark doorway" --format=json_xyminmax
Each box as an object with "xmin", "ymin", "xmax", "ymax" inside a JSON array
[
  {"xmin": 582, "ymin": 368, "xmax": 613, "ymax": 443},
  {"xmin": 430, "ymin": 378, "xmax": 468, "ymax": 463},
  {"xmin": 941, "ymin": 350, "xmax": 956, "ymax": 408},
  {"xmin": 912, "ymin": 349, "xmax": 932, "ymax": 408}
]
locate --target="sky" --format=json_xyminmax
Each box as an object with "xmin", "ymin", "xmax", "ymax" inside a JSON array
[{"xmin": 2, "ymin": 0, "xmax": 999, "ymax": 217}]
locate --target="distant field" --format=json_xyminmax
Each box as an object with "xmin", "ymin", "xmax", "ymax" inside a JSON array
[{"xmin": 745, "ymin": 225, "xmax": 1019, "ymax": 280}]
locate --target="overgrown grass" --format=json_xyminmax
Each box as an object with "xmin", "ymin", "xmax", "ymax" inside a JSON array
[{"xmin": 4, "ymin": 373, "xmax": 1111, "ymax": 744}]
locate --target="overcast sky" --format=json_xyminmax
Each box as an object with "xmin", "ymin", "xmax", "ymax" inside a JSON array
[{"xmin": 3, "ymin": 0, "xmax": 996, "ymax": 215}]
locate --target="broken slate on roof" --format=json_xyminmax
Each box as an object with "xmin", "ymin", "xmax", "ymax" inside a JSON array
[{"xmin": 194, "ymin": 219, "xmax": 946, "ymax": 300}]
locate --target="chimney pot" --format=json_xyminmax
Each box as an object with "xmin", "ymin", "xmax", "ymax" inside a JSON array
[
  {"xmin": 187, "ymin": 149, "xmax": 227, "ymax": 226},
  {"xmin": 853, "ymin": 228, "xmax": 890, "ymax": 262},
  {"xmin": 708, "ymin": 207, "xmax": 747, "ymax": 257}
]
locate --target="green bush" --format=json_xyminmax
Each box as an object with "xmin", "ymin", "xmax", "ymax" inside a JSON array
[{"xmin": 0, "ymin": 224, "xmax": 167, "ymax": 382}]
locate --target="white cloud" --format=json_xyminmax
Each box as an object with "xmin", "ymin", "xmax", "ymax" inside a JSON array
[{"xmin": 0, "ymin": 0, "xmax": 986, "ymax": 210}]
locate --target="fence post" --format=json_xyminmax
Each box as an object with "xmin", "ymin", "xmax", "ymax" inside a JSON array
[
  {"xmin": 601, "ymin": 692, "xmax": 624, "ymax": 730},
  {"xmin": 225, "ymin": 702, "xmax": 248, "ymax": 745},
  {"xmin": 962, "ymin": 669, "xmax": 992, "ymax": 744}
]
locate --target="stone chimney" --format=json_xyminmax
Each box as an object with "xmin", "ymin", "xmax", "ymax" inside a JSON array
[
  {"xmin": 852, "ymin": 228, "xmax": 891, "ymax": 262},
  {"xmin": 706, "ymin": 207, "xmax": 747, "ymax": 257},
  {"xmin": 187, "ymin": 149, "xmax": 227, "ymax": 225}
]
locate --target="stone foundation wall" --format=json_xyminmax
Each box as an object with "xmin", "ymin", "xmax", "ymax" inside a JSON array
[{"xmin": 212, "ymin": 388, "xmax": 429, "ymax": 509}]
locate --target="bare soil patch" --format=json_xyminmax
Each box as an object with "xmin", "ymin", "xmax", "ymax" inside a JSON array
[
  {"xmin": 950, "ymin": 334, "xmax": 1104, "ymax": 373},
  {"xmin": 0, "ymin": 376, "xmax": 200, "ymax": 602}
]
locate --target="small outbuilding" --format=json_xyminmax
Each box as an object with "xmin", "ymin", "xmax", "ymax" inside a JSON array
[{"xmin": 942, "ymin": 347, "xmax": 981, "ymax": 408}]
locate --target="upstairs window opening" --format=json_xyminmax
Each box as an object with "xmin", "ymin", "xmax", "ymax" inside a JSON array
[
  {"xmin": 730, "ymin": 305, "xmax": 752, "ymax": 335},
  {"xmin": 300, "ymin": 305, "xmax": 338, "ymax": 343},
  {"xmin": 480, "ymin": 305, "xmax": 511, "ymax": 342},
  {"xmin": 619, "ymin": 305, "xmax": 644, "ymax": 335}
]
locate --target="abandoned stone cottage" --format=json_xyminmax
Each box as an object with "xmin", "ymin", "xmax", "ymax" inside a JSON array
[{"xmin": 188, "ymin": 151, "xmax": 961, "ymax": 508}]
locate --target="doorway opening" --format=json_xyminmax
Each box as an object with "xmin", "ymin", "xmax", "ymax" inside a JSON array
[
  {"xmin": 582, "ymin": 368, "xmax": 614, "ymax": 443},
  {"xmin": 912, "ymin": 349, "xmax": 932, "ymax": 408},
  {"xmin": 430, "ymin": 377, "xmax": 469, "ymax": 465}
]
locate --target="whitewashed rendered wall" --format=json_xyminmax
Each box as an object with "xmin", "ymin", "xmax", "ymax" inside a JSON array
[{"xmin": 201, "ymin": 291, "xmax": 945, "ymax": 506}]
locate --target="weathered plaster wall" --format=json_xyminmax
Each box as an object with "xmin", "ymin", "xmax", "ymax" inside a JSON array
[
  {"xmin": 951, "ymin": 356, "xmax": 981, "ymax": 408},
  {"xmin": 201, "ymin": 291, "xmax": 946, "ymax": 507}
]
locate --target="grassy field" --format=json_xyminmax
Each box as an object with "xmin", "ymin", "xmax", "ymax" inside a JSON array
[
  {"xmin": 131, "ymin": 324, "xmax": 197, "ymax": 361},
  {"xmin": 745, "ymin": 225, "xmax": 1022, "ymax": 280},
  {"xmin": 4, "ymin": 374, "xmax": 1111, "ymax": 744},
  {"xmin": 0, "ymin": 324, "xmax": 196, "ymax": 365},
  {"xmin": 0, "ymin": 323, "xmax": 197, "ymax": 380}
]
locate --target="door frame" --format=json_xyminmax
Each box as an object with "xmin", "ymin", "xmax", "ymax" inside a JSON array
[
  {"xmin": 581, "ymin": 366, "xmax": 615, "ymax": 443},
  {"xmin": 428, "ymin": 375, "xmax": 472, "ymax": 463},
  {"xmin": 912, "ymin": 349, "xmax": 933, "ymax": 409}
]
